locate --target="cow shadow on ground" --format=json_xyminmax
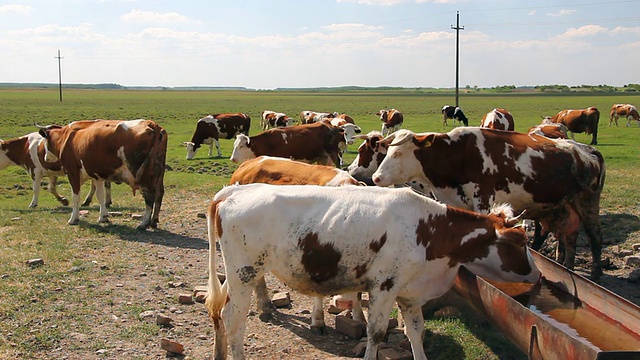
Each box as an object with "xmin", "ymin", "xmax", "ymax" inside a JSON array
[
  {"xmin": 80, "ymin": 223, "xmax": 208, "ymax": 250},
  {"xmin": 600, "ymin": 212, "xmax": 640, "ymax": 245},
  {"xmin": 258, "ymin": 309, "xmax": 466, "ymax": 358}
]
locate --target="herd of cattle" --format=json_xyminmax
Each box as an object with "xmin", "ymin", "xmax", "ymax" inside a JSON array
[{"xmin": 1, "ymin": 102, "xmax": 639, "ymax": 359}]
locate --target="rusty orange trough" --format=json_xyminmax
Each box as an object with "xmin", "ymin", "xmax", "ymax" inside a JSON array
[{"xmin": 453, "ymin": 250, "xmax": 640, "ymax": 360}]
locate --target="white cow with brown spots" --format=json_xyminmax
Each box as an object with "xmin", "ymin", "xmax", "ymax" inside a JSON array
[{"xmin": 206, "ymin": 184, "xmax": 541, "ymax": 360}]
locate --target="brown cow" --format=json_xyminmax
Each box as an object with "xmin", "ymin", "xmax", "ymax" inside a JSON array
[
  {"xmin": 299, "ymin": 111, "xmax": 337, "ymax": 124},
  {"xmin": 371, "ymin": 128, "xmax": 606, "ymax": 278},
  {"xmin": 609, "ymin": 103, "xmax": 640, "ymax": 127},
  {"xmin": 0, "ymin": 132, "xmax": 112, "ymax": 208},
  {"xmin": 38, "ymin": 119, "xmax": 167, "ymax": 229},
  {"xmin": 480, "ymin": 108, "xmax": 514, "ymax": 131},
  {"xmin": 527, "ymin": 121, "xmax": 568, "ymax": 139},
  {"xmin": 229, "ymin": 122, "xmax": 345, "ymax": 167},
  {"xmin": 183, "ymin": 113, "xmax": 251, "ymax": 159},
  {"xmin": 545, "ymin": 107, "xmax": 599, "ymax": 145},
  {"xmin": 260, "ymin": 111, "xmax": 294, "ymax": 131},
  {"xmin": 377, "ymin": 108, "xmax": 403, "ymax": 136}
]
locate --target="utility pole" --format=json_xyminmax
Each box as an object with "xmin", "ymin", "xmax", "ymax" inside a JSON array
[
  {"xmin": 451, "ymin": 11, "xmax": 464, "ymax": 107},
  {"xmin": 55, "ymin": 49, "xmax": 63, "ymax": 102}
]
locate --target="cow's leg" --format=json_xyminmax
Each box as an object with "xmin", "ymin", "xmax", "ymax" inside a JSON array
[
  {"xmin": 310, "ymin": 296, "xmax": 326, "ymax": 334},
  {"xmin": 531, "ymin": 221, "xmax": 550, "ymax": 250},
  {"xmin": 570, "ymin": 131, "xmax": 576, "ymax": 141},
  {"xmin": 104, "ymin": 181, "xmax": 112, "ymax": 208},
  {"xmin": 213, "ymin": 316, "xmax": 228, "ymax": 360},
  {"xmin": 253, "ymin": 276, "xmax": 274, "ymax": 319},
  {"xmin": 82, "ymin": 181, "xmax": 96, "ymax": 206},
  {"xmin": 222, "ymin": 282, "xmax": 253, "ymax": 360},
  {"xmin": 47, "ymin": 176, "xmax": 69, "ymax": 206},
  {"xmin": 363, "ymin": 291, "xmax": 397, "ymax": 360},
  {"xmin": 93, "ymin": 180, "xmax": 110, "ymax": 223},
  {"xmin": 214, "ymin": 139, "xmax": 221, "ymax": 157},
  {"xmin": 67, "ymin": 177, "xmax": 83, "ymax": 225},
  {"xmin": 138, "ymin": 187, "xmax": 155, "ymax": 230},
  {"xmin": 29, "ymin": 172, "xmax": 42, "ymax": 208},
  {"xmin": 397, "ymin": 302, "xmax": 428, "ymax": 360}
]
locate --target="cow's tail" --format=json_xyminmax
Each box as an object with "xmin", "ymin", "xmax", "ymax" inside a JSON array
[{"xmin": 205, "ymin": 199, "xmax": 229, "ymax": 331}]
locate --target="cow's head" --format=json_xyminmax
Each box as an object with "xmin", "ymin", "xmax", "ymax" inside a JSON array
[
  {"xmin": 347, "ymin": 131, "xmax": 387, "ymax": 182},
  {"xmin": 459, "ymin": 204, "xmax": 541, "ymax": 283},
  {"xmin": 229, "ymin": 133, "xmax": 254, "ymax": 164},
  {"xmin": 0, "ymin": 138, "xmax": 11, "ymax": 169},
  {"xmin": 36, "ymin": 124, "xmax": 63, "ymax": 163},
  {"xmin": 182, "ymin": 141, "xmax": 199, "ymax": 159},
  {"xmin": 371, "ymin": 129, "xmax": 434, "ymax": 187},
  {"xmin": 376, "ymin": 110, "xmax": 388, "ymax": 122},
  {"xmin": 339, "ymin": 123, "xmax": 362, "ymax": 146}
]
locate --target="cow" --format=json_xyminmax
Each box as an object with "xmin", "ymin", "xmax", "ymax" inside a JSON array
[
  {"xmin": 370, "ymin": 128, "xmax": 606, "ymax": 278},
  {"xmin": 480, "ymin": 108, "xmax": 514, "ymax": 131},
  {"xmin": 327, "ymin": 119, "xmax": 362, "ymax": 148},
  {"xmin": 441, "ymin": 105, "xmax": 469, "ymax": 126},
  {"xmin": 335, "ymin": 113, "xmax": 355, "ymax": 124},
  {"xmin": 229, "ymin": 156, "xmax": 363, "ymax": 329},
  {"xmin": 544, "ymin": 107, "xmax": 599, "ymax": 145},
  {"xmin": 260, "ymin": 111, "xmax": 293, "ymax": 131},
  {"xmin": 377, "ymin": 108, "xmax": 403, "ymax": 136},
  {"xmin": 0, "ymin": 132, "xmax": 113, "ymax": 208},
  {"xmin": 183, "ymin": 113, "xmax": 251, "ymax": 159},
  {"xmin": 37, "ymin": 119, "xmax": 167, "ymax": 230},
  {"xmin": 299, "ymin": 111, "xmax": 337, "ymax": 124},
  {"xmin": 609, "ymin": 103, "xmax": 640, "ymax": 127},
  {"xmin": 205, "ymin": 183, "xmax": 541, "ymax": 360},
  {"xmin": 230, "ymin": 122, "xmax": 345, "ymax": 167},
  {"xmin": 527, "ymin": 121, "xmax": 568, "ymax": 139}
]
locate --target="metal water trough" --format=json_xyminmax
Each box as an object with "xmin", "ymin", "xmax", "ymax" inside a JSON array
[{"xmin": 453, "ymin": 250, "xmax": 640, "ymax": 360}]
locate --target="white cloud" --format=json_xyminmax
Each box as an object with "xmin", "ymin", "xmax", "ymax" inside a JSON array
[
  {"xmin": 0, "ymin": 4, "xmax": 32, "ymax": 15},
  {"xmin": 547, "ymin": 9, "xmax": 577, "ymax": 17},
  {"xmin": 558, "ymin": 25, "xmax": 608, "ymax": 39},
  {"xmin": 323, "ymin": 23, "xmax": 383, "ymax": 31},
  {"xmin": 121, "ymin": 9, "xmax": 193, "ymax": 24},
  {"xmin": 337, "ymin": 0, "xmax": 406, "ymax": 5}
]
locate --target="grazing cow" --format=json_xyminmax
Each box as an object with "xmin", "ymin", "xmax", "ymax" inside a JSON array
[
  {"xmin": 299, "ymin": 111, "xmax": 337, "ymax": 124},
  {"xmin": 0, "ymin": 132, "xmax": 113, "ymax": 208},
  {"xmin": 260, "ymin": 111, "xmax": 294, "ymax": 131},
  {"xmin": 205, "ymin": 184, "xmax": 541, "ymax": 360},
  {"xmin": 609, "ymin": 103, "xmax": 640, "ymax": 127},
  {"xmin": 229, "ymin": 156, "xmax": 363, "ymax": 328},
  {"xmin": 527, "ymin": 121, "xmax": 568, "ymax": 139},
  {"xmin": 544, "ymin": 107, "xmax": 599, "ymax": 145},
  {"xmin": 480, "ymin": 108, "xmax": 514, "ymax": 131},
  {"xmin": 326, "ymin": 119, "xmax": 362, "ymax": 147},
  {"xmin": 230, "ymin": 122, "xmax": 345, "ymax": 167},
  {"xmin": 371, "ymin": 128, "xmax": 605, "ymax": 278},
  {"xmin": 38, "ymin": 119, "xmax": 168, "ymax": 229},
  {"xmin": 335, "ymin": 113, "xmax": 355, "ymax": 124},
  {"xmin": 377, "ymin": 109, "xmax": 403, "ymax": 136},
  {"xmin": 183, "ymin": 113, "xmax": 251, "ymax": 159},
  {"xmin": 441, "ymin": 105, "xmax": 469, "ymax": 126}
]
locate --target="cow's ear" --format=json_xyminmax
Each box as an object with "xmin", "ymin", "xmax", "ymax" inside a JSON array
[
  {"xmin": 38, "ymin": 128, "xmax": 49, "ymax": 139},
  {"xmin": 414, "ymin": 134, "xmax": 434, "ymax": 148}
]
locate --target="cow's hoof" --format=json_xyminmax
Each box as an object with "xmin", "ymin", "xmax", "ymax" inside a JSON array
[
  {"xmin": 68, "ymin": 220, "xmax": 79, "ymax": 225},
  {"xmin": 310, "ymin": 325, "xmax": 327, "ymax": 336},
  {"xmin": 28, "ymin": 203, "xmax": 38, "ymax": 208},
  {"xmin": 137, "ymin": 223, "xmax": 150, "ymax": 231},
  {"xmin": 258, "ymin": 312, "xmax": 273, "ymax": 322},
  {"xmin": 98, "ymin": 217, "xmax": 110, "ymax": 224}
]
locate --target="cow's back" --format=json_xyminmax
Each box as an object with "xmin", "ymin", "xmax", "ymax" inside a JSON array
[{"xmin": 230, "ymin": 156, "xmax": 358, "ymax": 186}]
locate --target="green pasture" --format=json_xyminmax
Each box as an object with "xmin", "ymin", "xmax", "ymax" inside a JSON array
[{"xmin": 0, "ymin": 89, "xmax": 638, "ymax": 359}]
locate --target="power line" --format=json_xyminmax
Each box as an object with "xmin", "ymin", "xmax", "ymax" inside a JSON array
[{"xmin": 451, "ymin": 11, "xmax": 464, "ymax": 108}]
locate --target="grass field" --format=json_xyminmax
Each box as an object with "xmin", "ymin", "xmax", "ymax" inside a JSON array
[{"xmin": 0, "ymin": 89, "xmax": 639, "ymax": 359}]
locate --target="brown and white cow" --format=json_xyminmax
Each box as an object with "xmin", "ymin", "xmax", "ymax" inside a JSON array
[
  {"xmin": 544, "ymin": 107, "xmax": 599, "ymax": 145},
  {"xmin": 377, "ymin": 108, "xmax": 403, "ymax": 136},
  {"xmin": 609, "ymin": 103, "xmax": 640, "ymax": 127},
  {"xmin": 299, "ymin": 111, "xmax": 337, "ymax": 124},
  {"xmin": 0, "ymin": 132, "xmax": 113, "ymax": 208},
  {"xmin": 480, "ymin": 108, "xmax": 514, "ymax": 131},
  {"xmin": 183, "ymin": 113, "xmax": 251, "ymax": 159},
  {"xmin": 441, "ymin": 105, "xmax": 469, "ymax": 126},
  {"xmin": 371, "ymin": 128, "xmax": 605, "ymax": 278},
  {"xmin": 260, "ymin": 111, "xmax": 294, "ymax": 131},
  {"xmin": 38, "ymin": 119, "xmax": 167, "ymax": 229},
  {"xmin": 206, "ymin": 184, "xmax": 541, "ymax": 360},
  {"xmin": 527, "ymin": 120, "xmax": 568, "ymax": 139},
  {"xmin": 229, "ymin": 156, "xmax": 363, "ymax": 329},
  {"xmin": 230, "ymin": 122, "xmax": 345, "ymax": 167}
]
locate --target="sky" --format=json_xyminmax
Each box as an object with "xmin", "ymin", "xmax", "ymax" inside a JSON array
[{"xmin": 1, "ymin": 0, "xmax": 639, "ymax": 89}]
